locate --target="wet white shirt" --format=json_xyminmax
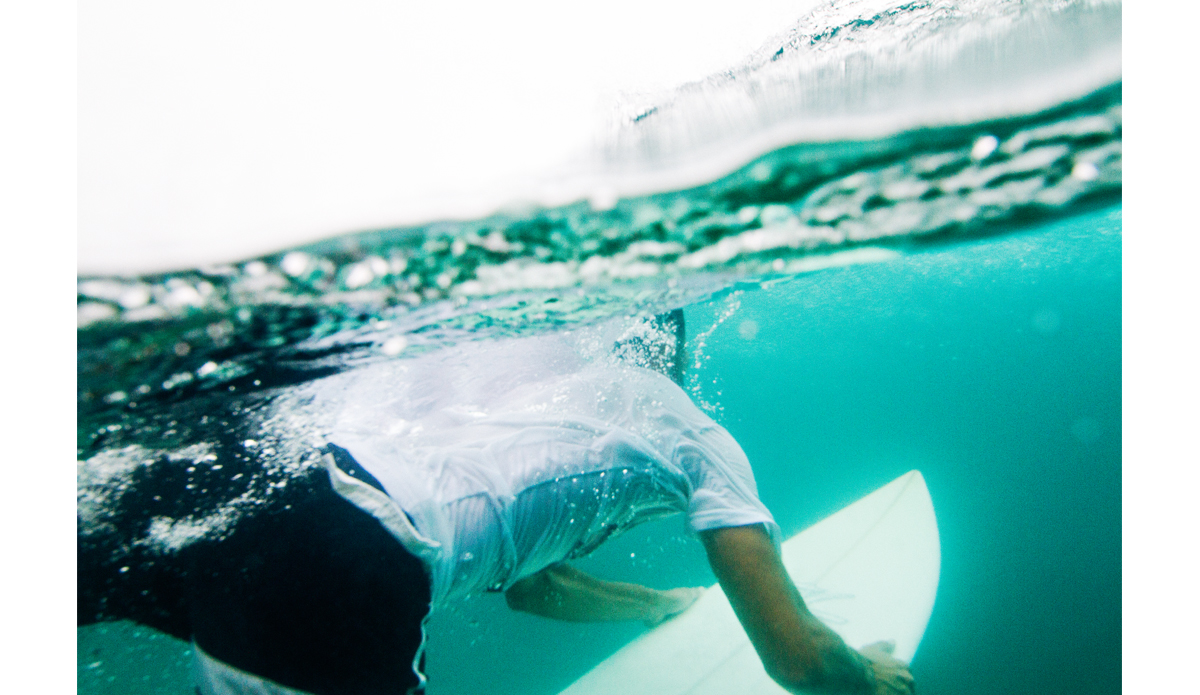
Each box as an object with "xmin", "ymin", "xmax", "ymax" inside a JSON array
[{"xmin": 322, "ymin": 333, "xmax": 778, "ymax": 606}]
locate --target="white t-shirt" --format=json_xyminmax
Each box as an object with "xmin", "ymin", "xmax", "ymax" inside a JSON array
[{"xmin": 322, "ymin": 332, "xmax": 778, "ymax": 606}]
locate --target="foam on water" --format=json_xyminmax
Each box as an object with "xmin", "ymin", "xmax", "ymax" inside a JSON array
[{"xmin": 592, "ymin": 0, "xmax": 1119, "ymax": 184}]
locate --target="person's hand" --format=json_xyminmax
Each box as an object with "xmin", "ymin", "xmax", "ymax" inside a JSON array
[
  {"xmin": 858, "ymin": 640, "xmax": 915, "ymax": 695},
  {"xmin": 644, "ymin": 586, "xmax": 704, "ymax": 627}
]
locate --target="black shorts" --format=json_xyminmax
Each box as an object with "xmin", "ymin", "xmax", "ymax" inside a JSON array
[{"xmin": 79, "ymin": 442, "xmax": 432, "ymax": 695}]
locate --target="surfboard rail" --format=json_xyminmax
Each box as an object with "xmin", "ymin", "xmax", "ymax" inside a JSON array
[{"xmin": 559, "ymin": 470, "xmax": 940, "ymax": 695}]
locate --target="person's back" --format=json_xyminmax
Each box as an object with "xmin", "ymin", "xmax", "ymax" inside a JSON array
[{"xmin": 319, "ymin": 330, "xmax": 777, "ymax": 605}]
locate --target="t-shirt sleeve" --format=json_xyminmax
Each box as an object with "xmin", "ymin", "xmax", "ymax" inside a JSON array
[
  {"xmin": 607, "ymin": 367, "xmax": 783, "ymax": 548},
  {"xmin": 675, "ymin": 421, "xmax": 782, "ymax": 547}
]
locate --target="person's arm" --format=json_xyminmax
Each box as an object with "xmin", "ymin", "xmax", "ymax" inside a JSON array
[
  {"xmin": 700, "ymin": 524, "xmax": 913, "ymax": 695},
  {"xmin": 505, "ymin": 563, "xmax": 702, "ymax": 626}
]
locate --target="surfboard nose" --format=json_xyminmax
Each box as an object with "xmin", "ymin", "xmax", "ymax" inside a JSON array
[{"xmin": 559, "ymin": 469, "xmax": 942, "ymax": 694}]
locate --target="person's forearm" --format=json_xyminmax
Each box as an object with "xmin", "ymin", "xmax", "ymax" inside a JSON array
[
  {"xmin": 742, "ymin": 571, "xmax": 874, "ymax": 694},
  {"xmin": 505, "ymin": 564, "xmax": 677, "ymax": 623},
  {"xmin": 702, "ymin": 525, "xmax": 875, "ymax": 695},
  {"xmin": 784, "ymin": 594, "xmax": 876, "ymax": 695}
]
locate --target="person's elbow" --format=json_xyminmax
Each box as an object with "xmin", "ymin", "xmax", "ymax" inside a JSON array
[
  {"xmin": 503, "ymin": 579, "xmax": 534, "ymax": 612},
  {"xmin": 504, "ymin": 570, "xmax": 551, "ymax": 613}
]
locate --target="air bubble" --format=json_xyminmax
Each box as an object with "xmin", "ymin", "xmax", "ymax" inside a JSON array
[
  {"xmin": 971, "ymin": 135, "xmax": 999, "ymax": 160},
  {"xmin": 382, "ymin": 337, "xmax": 409, "ymax": 356},
  {"xmin": 280, "ymin": 252, "xmax": 312, "ymax": 277},
  {"xmin": 1071, "ymin": 161, "xmax": 1100, "ymax": 181}
]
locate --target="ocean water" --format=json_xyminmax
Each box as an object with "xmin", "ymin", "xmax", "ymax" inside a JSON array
[
  {"xmin": 77, "ymin": 1, "xmax": 1121, "ymax": 694},
  {"xmin": 426, "ymin": 203, "xmax": 1122, "ymax": 695}
]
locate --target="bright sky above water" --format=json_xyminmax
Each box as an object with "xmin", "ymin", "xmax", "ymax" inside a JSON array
[{"xmin": 79, "ymin": 0, "xmax": 819, "ymax": 275}]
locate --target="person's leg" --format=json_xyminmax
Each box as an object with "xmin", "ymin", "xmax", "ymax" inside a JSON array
[
  {"xmin": 79, "ymin": 434, "xmax": 432, "ymax": 695},
  {"xmin": 78, "ymin": 539, "xmax": 192, "ymax": 640},
  {"xmin": 78, "ymin": 447, "xmax": 209, "ymax": 640},
  {"xmin": 186, "ymin": 466, "xmax": 431, "ymax": 695}
]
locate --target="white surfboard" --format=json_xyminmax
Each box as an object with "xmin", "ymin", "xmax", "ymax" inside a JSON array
[{"xmin": 560, "ymin": 470, "xmax": 939, "ymax": 695}]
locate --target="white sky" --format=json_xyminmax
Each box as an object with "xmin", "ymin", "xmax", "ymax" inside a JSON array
[{"xmin": 79, "ymin": 0, "xmax": 821, "ymax": 275}]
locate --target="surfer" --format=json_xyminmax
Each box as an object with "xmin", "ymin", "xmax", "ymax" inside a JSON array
[{"xmin": 78, "ymin": 311, "xmax": 914, "ymax": 695}]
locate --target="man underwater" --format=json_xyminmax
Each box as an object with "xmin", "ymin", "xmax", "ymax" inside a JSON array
[{"xmin": 79, "ymin": 312, "xmax": 914, "ymax": 695}]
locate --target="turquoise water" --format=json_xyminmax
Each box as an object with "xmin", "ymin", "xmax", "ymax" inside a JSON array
[
  {"xmin": 698, "ymin": 204, "xmax": 1121, "ymax": 695},
  {"xmin": 78, "ymin": 203, "xmax": 1120, "ymax": 695},
  {"xmin": 425, "ymin": 202, "xmax": 1123, "ymax": 695}
]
